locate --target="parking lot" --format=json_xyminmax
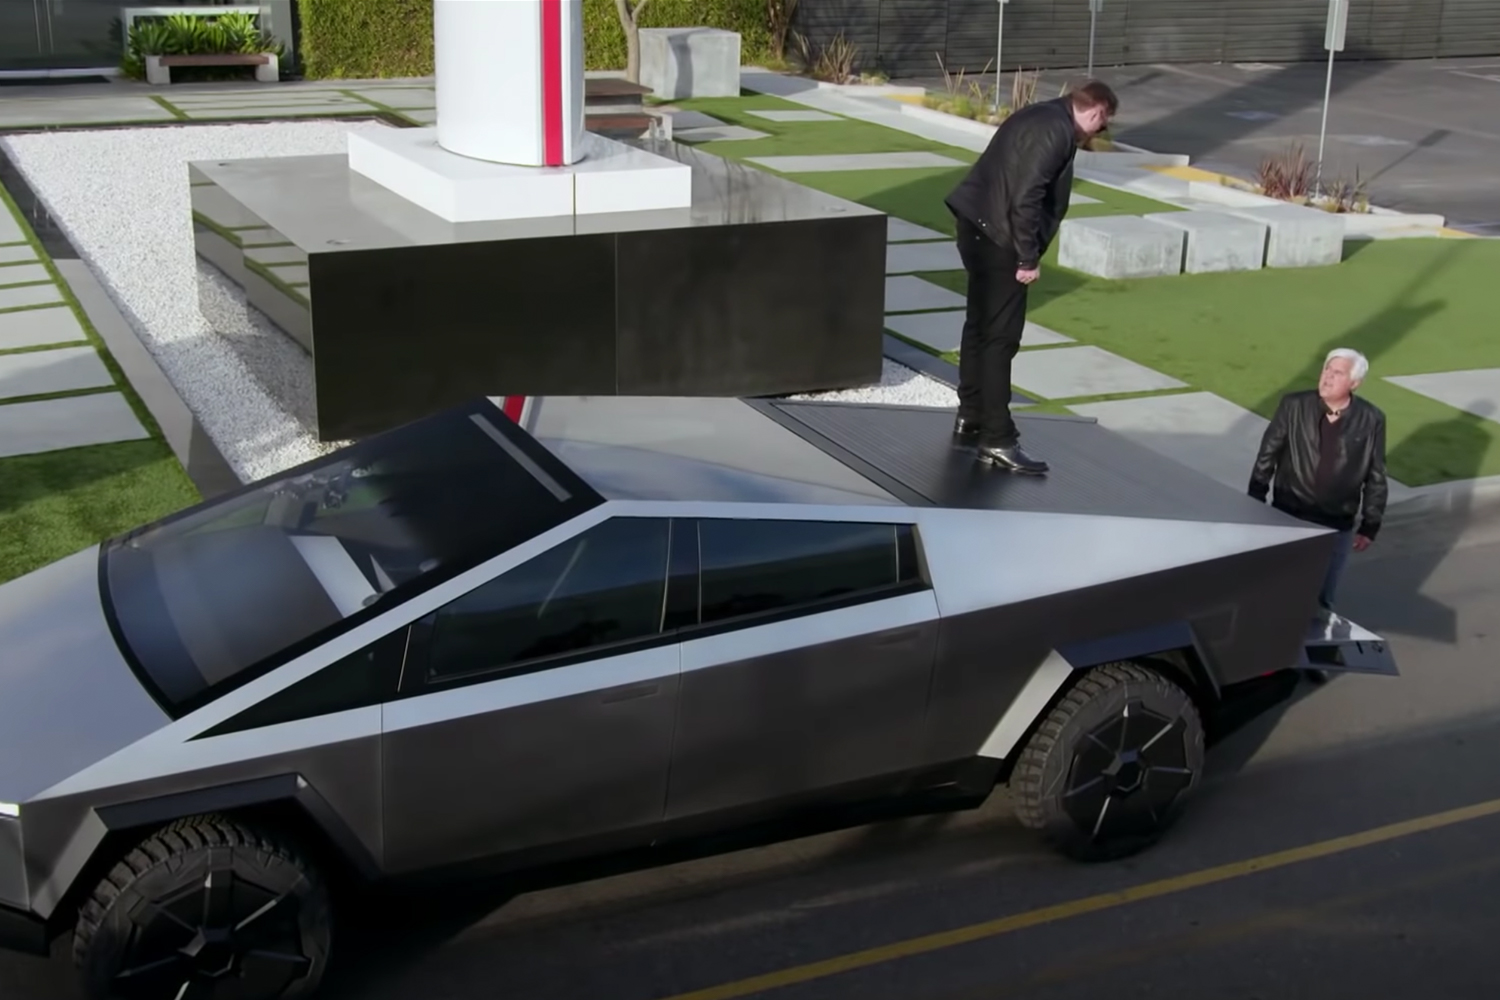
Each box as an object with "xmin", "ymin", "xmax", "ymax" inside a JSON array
[
  {"xmin": 905, "ymin": 58, "xmax": 1500, "ymax": 235},
  {"xmin": 6, "ymin": 497, "xmax": 1500, "ymax": 1000}
]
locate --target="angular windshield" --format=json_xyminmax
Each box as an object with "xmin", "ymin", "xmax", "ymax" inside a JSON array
[{"xmin": 102, "ymin": 401, "xmax": 600, "ymax": 714}]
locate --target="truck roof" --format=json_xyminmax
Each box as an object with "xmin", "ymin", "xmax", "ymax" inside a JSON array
[{"xmin": 517, "ymin": 395, "xmax": 1302, "ymax": 528}]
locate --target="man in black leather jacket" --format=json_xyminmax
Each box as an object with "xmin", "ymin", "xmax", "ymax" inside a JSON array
[
  {"xmin": 944, "ymin": 80, "xmax": 1117, "ymax": 474},
  {"xmin": 1248, "ymin": 348, "xmax": 1388, "ymax": 613}
]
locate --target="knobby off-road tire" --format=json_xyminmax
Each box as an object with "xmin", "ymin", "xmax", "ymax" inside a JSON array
[
  {"xmin": 1011, "ymin": 661, "xmax": 1205, "ymax": 862},
  {"xmin": 73, "ymin": 814, "xmax": 332, "ymax": 1000}
]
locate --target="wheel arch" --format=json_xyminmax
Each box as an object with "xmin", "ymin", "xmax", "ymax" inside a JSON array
[{"xmin": 46, "ymin": 774, "xmax": 377, "ymax": 940}]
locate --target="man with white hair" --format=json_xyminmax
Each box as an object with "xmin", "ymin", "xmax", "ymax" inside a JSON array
[{"xmin": 1248, "ymin": 348, "xmax": 1388, "ymax": 619}]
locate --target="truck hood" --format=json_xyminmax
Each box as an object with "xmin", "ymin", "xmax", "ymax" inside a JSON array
[{"xmin": 0, "ymin": 546, "xmax": 171, "ymax": 804}]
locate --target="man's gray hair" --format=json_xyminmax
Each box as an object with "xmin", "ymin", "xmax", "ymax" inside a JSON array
[{"xmin": 1326, "ymin": 347, "xmax": 1369, "ymax": 382}]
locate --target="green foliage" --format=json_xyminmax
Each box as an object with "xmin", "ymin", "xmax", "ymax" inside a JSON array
[
  {"xmin": 299, "ymin": 0, "xmax": 434, "ymax": 79},
  {"xmin": 120, "ymin": 11, "xmax": 284, "ymax": 79}
]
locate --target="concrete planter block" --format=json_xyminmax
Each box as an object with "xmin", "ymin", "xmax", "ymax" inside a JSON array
[
  {"xmin": 1223, "ymin": 204, "xmax": 1345, "ymax": 267},
  {"xmin": 1146, "ymin": 210, "xmax": 1268, "ymax": 273},
  {"xmin": 640, "ymin": 27, "xmax": 741, "ymax": 100},
  {"xmin": 1058, "ymin": 215, "xmax": 1186, "ymax": 279}
]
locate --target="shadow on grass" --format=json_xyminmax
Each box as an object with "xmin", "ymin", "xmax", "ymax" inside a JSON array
[{"xmin": 1253, "ymin": 239, "xmax": 1465, "ymax": 417}]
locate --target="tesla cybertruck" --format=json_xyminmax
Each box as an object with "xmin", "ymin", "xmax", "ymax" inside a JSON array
[{"xmin": 0, "ymin": 394, "xmax": 1395, "ymax": 1000}]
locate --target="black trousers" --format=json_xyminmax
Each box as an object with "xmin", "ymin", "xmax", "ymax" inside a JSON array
[{"xmin": 954, "ymin": 217, "xmax": 1029, "ymax": 448}]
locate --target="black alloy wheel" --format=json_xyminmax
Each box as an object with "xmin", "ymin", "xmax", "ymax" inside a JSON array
[
  {"xmin": 1012, "ymin": 660, "xmax": 1205, "ymax": 861},
  {"xmin": 73, "ymin": 815, "xmax": 332, "ymax": 1000}
]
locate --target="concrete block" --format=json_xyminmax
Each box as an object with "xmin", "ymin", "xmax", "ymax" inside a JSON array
[
  {"xmin": 640, "ymin": 27, "xmax": 741, "ymax": 100},
  {"xmin": 1146, "ymin": 210, "xmax": 1268, "ymax": 273},
  {"xmin": 1057, "ymin": 215, "xmax": 1185, "ymax": 279},
  {"xmin": 1223, "ymin": 204, "xmax": 1345, "ymax": 267}
]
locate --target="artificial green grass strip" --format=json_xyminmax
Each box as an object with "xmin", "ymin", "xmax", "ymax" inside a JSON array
[{"xmin": 0, "ymin": 441, "xmax": 198, "ymax": 583}]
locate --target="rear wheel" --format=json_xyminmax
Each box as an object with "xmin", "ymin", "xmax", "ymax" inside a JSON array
[
  {"xmin": 73, "ymin": 814, "xmax": 332, "ymax": 1000},
  {"xmin": 1011, "ymin": 661, "xmax": 1204, "ymax": 861}
]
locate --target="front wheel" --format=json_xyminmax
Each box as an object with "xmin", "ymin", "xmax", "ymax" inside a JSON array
[
  {"xmin": 1010, "ymin": 661, "xmax": 1205, "ymax": 861},
  {"xmin": 73, "ymin": 814, "xmax": 332, "ymax": 1000}
]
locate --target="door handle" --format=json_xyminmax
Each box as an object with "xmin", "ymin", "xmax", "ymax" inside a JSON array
[
  {"xmin": 601, "ymin": 684, "xmax": 659, "ymax": 704},
  {"xmin": 875, "ymin": 628, "xmax": 922, "ymax": 646}
]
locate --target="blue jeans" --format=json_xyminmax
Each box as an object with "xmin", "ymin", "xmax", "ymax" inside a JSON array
[{"xmin": 1319, "ymin": 529, "xmax": 1356, "ymax": 610}]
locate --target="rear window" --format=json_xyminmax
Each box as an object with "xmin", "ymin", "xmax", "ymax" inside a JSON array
[{"xmin": 102, "ymin": 402, "xmax": 601, "ymax": 714}]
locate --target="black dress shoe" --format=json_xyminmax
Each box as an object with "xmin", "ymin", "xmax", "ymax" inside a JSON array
[
  {"xmin": 953, "ymin": 416, "xmax": 980, "ymax": 437},
  {"xmin": 977, "ymin": 443, "xmax": 1048, "ymax": 474}
]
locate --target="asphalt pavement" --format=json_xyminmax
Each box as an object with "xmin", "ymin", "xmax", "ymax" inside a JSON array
[
  {"xmin": 6, "ymin": 491, "xmax": 1500, "ymax": 1000},
  {"xmin": 902, "ymin": 58, "xmax": 1500, "ymax": 235}
]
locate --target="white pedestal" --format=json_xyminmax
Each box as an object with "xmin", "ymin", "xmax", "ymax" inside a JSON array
[
  {"xmin": 435, "ymin": 0, "xmax": 585, "ymax": 167},
  {"xmin": 347, "ymin": 127, "xmax": 693, "ymax": 223}
]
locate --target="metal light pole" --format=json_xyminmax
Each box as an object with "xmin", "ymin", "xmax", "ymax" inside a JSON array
[
  {"xmin": 995, "ymin": 0, "xmax": 1009, "ymax": 114},
  {"xmin": 1087, "ymin": 0, "xmax": 1102, "ymax": 77},
  {"xmin": 1316, "ymin": 0, "xmax": 1349, "ymax": 196}
]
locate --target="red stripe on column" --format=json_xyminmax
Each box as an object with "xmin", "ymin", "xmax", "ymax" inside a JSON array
[
  {"xmin": 540, "ymin": 0, "xmax": 564, "ymax": 166},
  {"xmin": 501, "ymin": 396, "xmax": 527, "ymax": 423}
]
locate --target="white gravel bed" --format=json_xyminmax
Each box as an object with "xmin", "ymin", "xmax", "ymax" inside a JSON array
[
  {"xmin": 1, "ymin": 119, "xmax": 387, "ymax": 482},
  {"xmin": 2, "ymin": 119, "xmax": 955, "ymax": 482},
  {"xmin": 790, "ymin": 358, "xmax": 958, "ymax": 408}
]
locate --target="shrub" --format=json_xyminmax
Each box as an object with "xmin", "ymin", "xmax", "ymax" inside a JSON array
[
  {"xmin": 119, "ymin": 11, "xmax": 284, "ymax": 80},
  {"xmin": 1256, "ymin": 142, "xmax": 1313, "ymax": 202},
  {"xmin": 790, "ymin": 30, "xmax": 859, "ymax": 84},
  {"xmin": 1320, "ymin": 169, "xmax": 1371, "ymax": 214},
  {"xmin": 585, "ymin": 0, "xmax": 772, "ymax": 72}
]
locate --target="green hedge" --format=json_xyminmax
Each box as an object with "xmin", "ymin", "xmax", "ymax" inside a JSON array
[
  {"xmin": 299, "ymin": 0, "xmax": 771, "ymax": 80},
  {"xmin": 299, "ymin": 0, "xmax": 434, "ymax": 80}
]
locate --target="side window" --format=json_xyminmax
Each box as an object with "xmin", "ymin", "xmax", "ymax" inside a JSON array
[
  {"xmin": 697, "ymin": 519, "xmax": 919, "ymax": 626},
  {"xmin": 194, "ymin": 626, "xmax": 408, "ymax": 739},
  {"xmin": 426, "ymin": 518, "xmax": 671, "ymax": 681}
]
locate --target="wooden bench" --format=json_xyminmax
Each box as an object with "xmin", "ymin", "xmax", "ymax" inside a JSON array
[
  {"xmin": 585, "ymin": 112, "xmax": 664, "ymax": 141},
  {"xmin": 145, "ymin": 52, "xmax": 280, "ymax": 85}
]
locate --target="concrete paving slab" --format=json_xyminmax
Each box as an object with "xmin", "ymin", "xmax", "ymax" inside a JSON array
[
  {"xmin": 182, "ymin": 104, "xmax": 373, "ymax": 119},
  {"xmin": 0, "ymin": 263, "xmax": 51, "ymax": 288},
  {"xmin": 886, "ymin": 240, "xmax": 963, "ymax": 274},
  {"xmin": 0, "ymin": 391, "xmax": 148, "ymax": 458},
  {"xmin": 887, "ymin": 218, "xmax": 949, "ymax": 242},
  {"xmin": 886, "ymin": 310, "xmax": 1074, "ymax": 353},
  {"xmin": 665, "ymin": 110, "xmax": 726, "ymax": 130},
  {"xmin": 747, "ymin": 151, "xmax": 967, "ymax": 172},
  {"xmin": 166, "ymin": 91, "xmax": 357, "ymax": 107},
  {"xmin": 0, "ymin": 283, "xmax": 64, "ymax": 311},
  {"xmin": 246, "ymin": 245, "xmax": 306, "ymax": 265},
  {"xmin": 401, "ymin": 109, "xmax": 439, "ymax": 125},
  {"xmin": 264, "ymin": 264, "xmax": 310, "ymax": 285},
  {"xmin": 1071, "ymin": 193, "xmax": 1102, "ymax": 204},
  {"xmin": 885, "ymin": 276, "xmax": 966, "ymax": 313},
  {"xmin": 1011, "ymin": 344, "xmax": 1187, "ymax": 399},
  {"xmin": 0, "ymin": 97, "xmax": 176, "ymax": 128},
  {"xmin": 0, "ymin": 215, "xmax": 23, "ymax": 245},
  {"xmin": 234, "ymin": 228, "xmax": 291, "ymax": 247},
  {"xmin": 1385, "ymin": 369, "xmax": 1500, "ymax": 423},
  {"xmin": 0, "ymin": 305, "xmax": 86, "ymax": 351},
  {"xmin": 745, "ymin": 109, "xmax": 843, "ymax": 122},
  {"xmin": 675, "ymin": 125, "xmax": 770, "ymax": 142},
  {"xmin": 0, "ymin": 345, "xmax": 114, "ymax": 400},
  {"xmin": 1067, "ymin": 390, "xmax": 1270, "ymax": 492},
  {"xmin": 349, "ymin": 88, "xmax": 435, "ymax": 108},
  {"xmin": 0, "ymin": 244, "xmax": 37, "ymax": 265}
]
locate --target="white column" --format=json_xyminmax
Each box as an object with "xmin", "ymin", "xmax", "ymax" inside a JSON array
[{"xmin": 434, "ymin": 0, "xmax": 586, "ymax": 168}]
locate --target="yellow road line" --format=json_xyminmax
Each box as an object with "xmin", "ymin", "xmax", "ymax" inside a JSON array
[{"xmin": 654, "ymin": 796, "xmax": 1500, "ymax": 1000}]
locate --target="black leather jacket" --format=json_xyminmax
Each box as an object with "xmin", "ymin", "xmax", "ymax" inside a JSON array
[
  {"xmin": 1248, "ymin": 390, "xmax": 1388, "ymax": 539},
  {"xmin": 944, "ymin": 96, "xmax": 1078, "ymax": 269}
]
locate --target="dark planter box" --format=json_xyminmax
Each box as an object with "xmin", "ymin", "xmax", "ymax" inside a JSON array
[{"xmin": 189, "ymin": 138, "xmax": 887, "ymax": 442}]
